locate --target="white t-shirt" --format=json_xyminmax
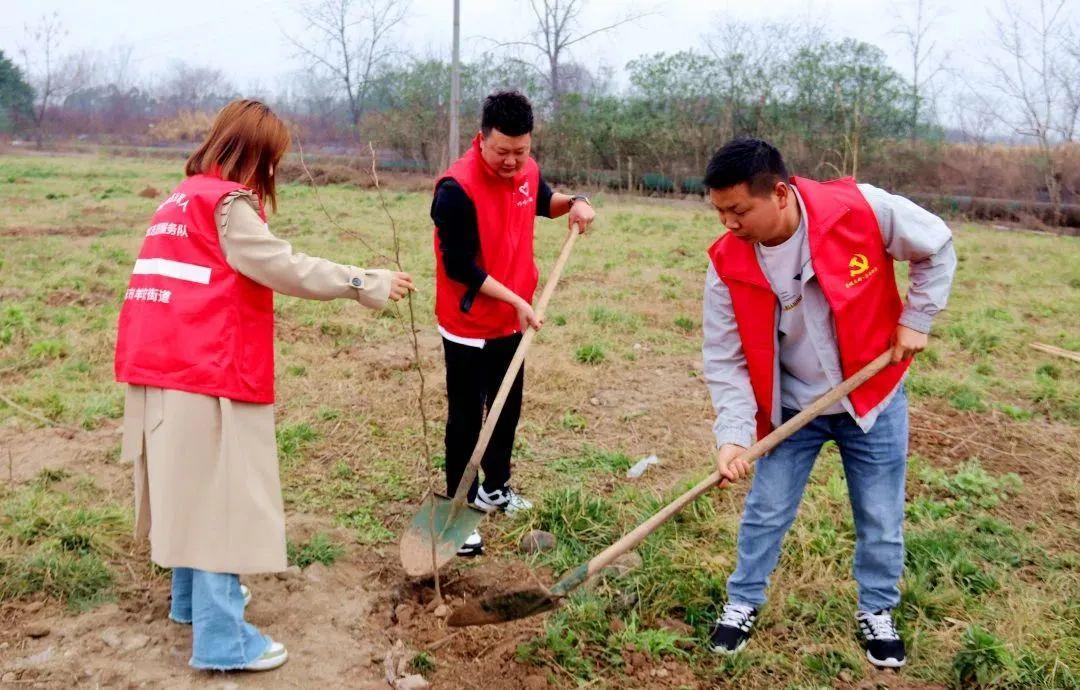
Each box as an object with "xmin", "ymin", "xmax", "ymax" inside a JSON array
[{"xmin": 756, "ymin": 211, "xmax": 844, "ymax": 414}]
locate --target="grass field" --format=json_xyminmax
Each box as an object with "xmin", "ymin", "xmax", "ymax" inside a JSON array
[{"xmin": 0, "ymin": 151, "xmax": 1077, "ymax": 688}]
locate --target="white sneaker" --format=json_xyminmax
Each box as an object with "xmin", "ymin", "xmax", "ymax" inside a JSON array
[
  {"xmin": 456, "ymin": 529, "xmax": 483, "ymax": 557},
  {"xmin": 475, "ymin": 485, "xmax": 533, "ymax": 514},
  {"xmin": 243, "ymin": 639, "xmax": 288, "ymax": 671}
]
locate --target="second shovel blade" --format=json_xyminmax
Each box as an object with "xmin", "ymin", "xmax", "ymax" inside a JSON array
[{"xmin": 399, "ymin": 493, "xmax": 487, "ymax": 578}]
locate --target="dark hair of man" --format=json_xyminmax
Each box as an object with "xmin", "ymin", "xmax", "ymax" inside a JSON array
[
  {"xmin": 481, "ymin": 90, "xmax": 534, "ymax": 137},
  {"xmin": 704, "ymin": 138, "xmax": 790, "ymax": 197}
]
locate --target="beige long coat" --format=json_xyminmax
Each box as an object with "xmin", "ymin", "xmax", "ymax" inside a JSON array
[{"xmin": 120, "ymin": 190, "xmax": 392, "ymax": 574}]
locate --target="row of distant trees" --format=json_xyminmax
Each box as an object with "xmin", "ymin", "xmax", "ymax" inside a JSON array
[{"xmin": 2, "ymin": 0, "xmax": 1078, "ymax": 214}]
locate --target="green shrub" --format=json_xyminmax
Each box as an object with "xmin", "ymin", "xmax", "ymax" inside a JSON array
[
  {"xmin": 575, "ymin": 344, "xmax": 606, "ymax": 365},
  {"xmin": 286, "ymin": 533, "xmax": 344, "ymax": 568},
  {"xmin": 952, "ymin": 626, "xmax": 1012, "ymax": 688}
]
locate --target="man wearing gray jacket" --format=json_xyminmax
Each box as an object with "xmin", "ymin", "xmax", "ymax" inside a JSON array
[{"xmin": 701, "ymin": 138, "xmax": 956, "ymax": 668}]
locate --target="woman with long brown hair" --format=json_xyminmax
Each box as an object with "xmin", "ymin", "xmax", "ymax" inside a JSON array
[{"xmin": 114, "ymin": 99, "xmax": 413, "ymax": 671}]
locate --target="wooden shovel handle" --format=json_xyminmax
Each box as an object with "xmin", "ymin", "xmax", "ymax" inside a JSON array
[
  {"xmin": 550, "ymin": 350, "xmax": 895, "ymax": 595},
  {"xmin": 449, "ymin": 223, "xmax": 582, "ymax": 505}
]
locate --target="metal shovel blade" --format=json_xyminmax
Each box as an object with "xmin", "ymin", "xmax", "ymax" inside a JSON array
[
  {"xmin": 447, "ymin": 584, "xmax": 561, "ymax": 627},
  {"xmin": 399, "ymin": 493, "xmax": 487, "ymax": 578}
]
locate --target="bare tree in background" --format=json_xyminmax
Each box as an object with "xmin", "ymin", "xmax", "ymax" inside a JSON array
[
  {"xmin": 105, "ymin": 44, "xmax": 138, "ymax": 93},
  {"xmin": 983, "ymin": 0, "xmax": 1075, "ymax": 217},
  {"xmin": 501, "ymin": 0, "xmax": 649, "ymax": 112},
  {"xmin": 893, "ymin": 0, "xmax": 950, "ymax": 139},
  {"xmin": 1056, "ymin": 25, "xmax": 1080, "ymax": 143},
  {"xmin": 287, "ymin": 0, "xmax": 409, "ymax": 138},
  {"xmin": 19, "ymin": 13, "xmax": 90, "ymax": 147},
  {"xmin": 952, "ymin": 88, "xmax": 998, "ymax": 148},
  {"xmin": 157, "ymin": 62, "xmax": 236, "ymax": 113}
]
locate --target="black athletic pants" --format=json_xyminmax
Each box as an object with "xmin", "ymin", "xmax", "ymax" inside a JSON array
[{"xmin": 442, "ymin": 333, "xmax": 523, "ymax": 503}]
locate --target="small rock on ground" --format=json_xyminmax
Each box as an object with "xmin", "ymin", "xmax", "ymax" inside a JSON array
[
  {"xmin": 24, "ymin": 624, "xmax": 50, "ymax": 638},
  {"xmin": 519, "ymin": 529, "xmax": 556, "ymax": 554},
  {"xmin": 305, "ymin": 562, "xmax": 329, "ymax": 582},
  {"xmin": 15, "ymin": 646, "xmax": 55, "ymax": 669},
  {"xmin": 395, "ymin": 674, "xmax": 430, "ymax": 690},
  {"xmin": 100, "ymin": 628, "xmax": 123, "ymax": 649},
  {"xmin": 123, "ymin": 633, "xmax": 150, "ymax": 652},
  {"xmin": 394, "ymin": 603, "xmax": 415, "ymax": 625}
]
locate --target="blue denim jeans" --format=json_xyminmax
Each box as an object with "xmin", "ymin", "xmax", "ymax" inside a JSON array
[
  {"xmin": 726, "ymin": 387, "xmax": 908, "ymax": 612},
  {"xmin": 169, "ymin": 568, "xmax": 269, "ymax": 670}
]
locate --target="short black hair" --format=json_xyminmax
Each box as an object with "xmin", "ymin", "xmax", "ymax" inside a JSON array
[
  {"xmin": 481, "ymin": 90, "xmax": 534, "ymax": 137},
  {"xmin": 704, "ymin": 138, "xmax": 789, "ymax": 196}
]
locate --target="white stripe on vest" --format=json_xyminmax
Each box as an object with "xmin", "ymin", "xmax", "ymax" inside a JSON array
[{"xmin": 132, "ymin": 258, "xmax": 211, "ymax": 285}]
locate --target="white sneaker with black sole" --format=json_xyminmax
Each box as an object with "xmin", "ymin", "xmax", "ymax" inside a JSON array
[
  {"xmin": 456, "ymin": 529, "xmax": 483, "ymax": 557},
  {"xmin": 857, "ymin": 609, "xmax": 907, "ymax": 668},
  {"xmin": 475, "ymin": 485, "xmax": 533, "ymax": 514},
  {"xmin": 708, "ymin": 602, "xmax": 758, "ymax": 655}
]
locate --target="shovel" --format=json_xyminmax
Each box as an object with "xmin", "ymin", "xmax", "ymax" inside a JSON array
[
  {"xmin": 447, "ymin": 350, "xmax": 894, "ymax": 626},
  {"xmin": 400, "ymin": 223, "xmax": 583, "ymax": 578}
]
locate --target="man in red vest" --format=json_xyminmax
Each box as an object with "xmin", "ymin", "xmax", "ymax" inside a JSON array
[
  {"xmin": 432, "ymin": 91, "xmax": 595, "ymax": 556},
  {"xmin": 702, "ymin": 139, "xmax": 956, "ymax": 668}
]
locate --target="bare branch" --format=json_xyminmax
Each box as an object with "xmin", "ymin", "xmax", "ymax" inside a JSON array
[
  {"xmin": 285, "ymin": 0, "xmax": 409, "ymax": 136},
  {"xmin": 561, "ymin": 13, "xmax": 651, "ymax": 49},
  {"xmin": 490, "ymin": 0, "xmax": 653, "ymax": 110}
]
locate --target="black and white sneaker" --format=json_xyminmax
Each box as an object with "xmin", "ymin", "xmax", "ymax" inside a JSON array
[
  {"xmin": 708, "ymin": 602, "xmax": 758, "ymax": 655},
  {"xmin": 475, "ymin": 485, "xmax": 533, "ymax": 514},
  {"xmin": 857, "ymin": 609, "xmax": 906, "ymax": 668},
  {"xmin": 456, "ymin": 529, "xmax": 483, "ymax": 557}
]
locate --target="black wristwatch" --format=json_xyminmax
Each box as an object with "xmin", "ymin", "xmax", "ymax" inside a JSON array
[{"xmin": 570, "ymin": 194, "xmax": 591, "ymax": 207}]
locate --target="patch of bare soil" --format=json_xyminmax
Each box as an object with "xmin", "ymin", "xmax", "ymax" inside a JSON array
[
  {"xmin": 0, "ymin": 391, "xmax": 1073, "ymax": 688},
  {"xmin": 909, "ymin": 400, "xmax": 1080, "ymax": 530},
  {"xmin": 275, "ymin": 161, "xmax": 432, "ymax": 192},
  {"xmin": 0, "ymin": 426, "xmax": 120, "ymax": 485},
  {"xmin": 0, "ymin": 425, "xmax": 383, "ymax": 688},
  {"xmin": 44, "ymin": 286, "xmax": 115, "ymax": 307},
  {"xmin": 0, "ymin": 225, "xmax": 107, "ymax": 238}
]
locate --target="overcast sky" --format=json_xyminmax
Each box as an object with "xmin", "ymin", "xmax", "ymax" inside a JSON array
[{"xmin": 0, "ymin": 0, "xmax": 1064, "ymax": 124}]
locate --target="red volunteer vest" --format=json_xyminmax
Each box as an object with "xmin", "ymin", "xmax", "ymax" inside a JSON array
[
  {"xmin": 708, "ymin": 176, "xmax": 909, "ymax": 440},
  {"xmin": 114, "ymin": 174, "xmax": 276, "ymax": 403},
  {"xmin": 433, "ymin": 134, "xmax": 540, "ymax": 339}
]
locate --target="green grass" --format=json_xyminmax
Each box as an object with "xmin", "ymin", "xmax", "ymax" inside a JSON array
[
  {"xmin": 0, "ymin": 471, "xmax": 131, "ymax": 611},
  {"xmin": 548, "ymin": 444, "xmax": 634, "ymax": 477},
  {"xmin": 286, "ymin": 533, "xmax": 344, "ymax": 568},
  {"xmin": 0, "ymin": 153, "xmax": 1077, "ymax": 687},
  {"xmin": 504, "ymin": 456, "xmax": 1078, "ymax": 685},
  {"xmin": 575, "ymin": 343, "xmax": 606, "ymax": 364},
  {"xmin": 408, "ymin": 650, "xmax": 436, "ymax": 675}
]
